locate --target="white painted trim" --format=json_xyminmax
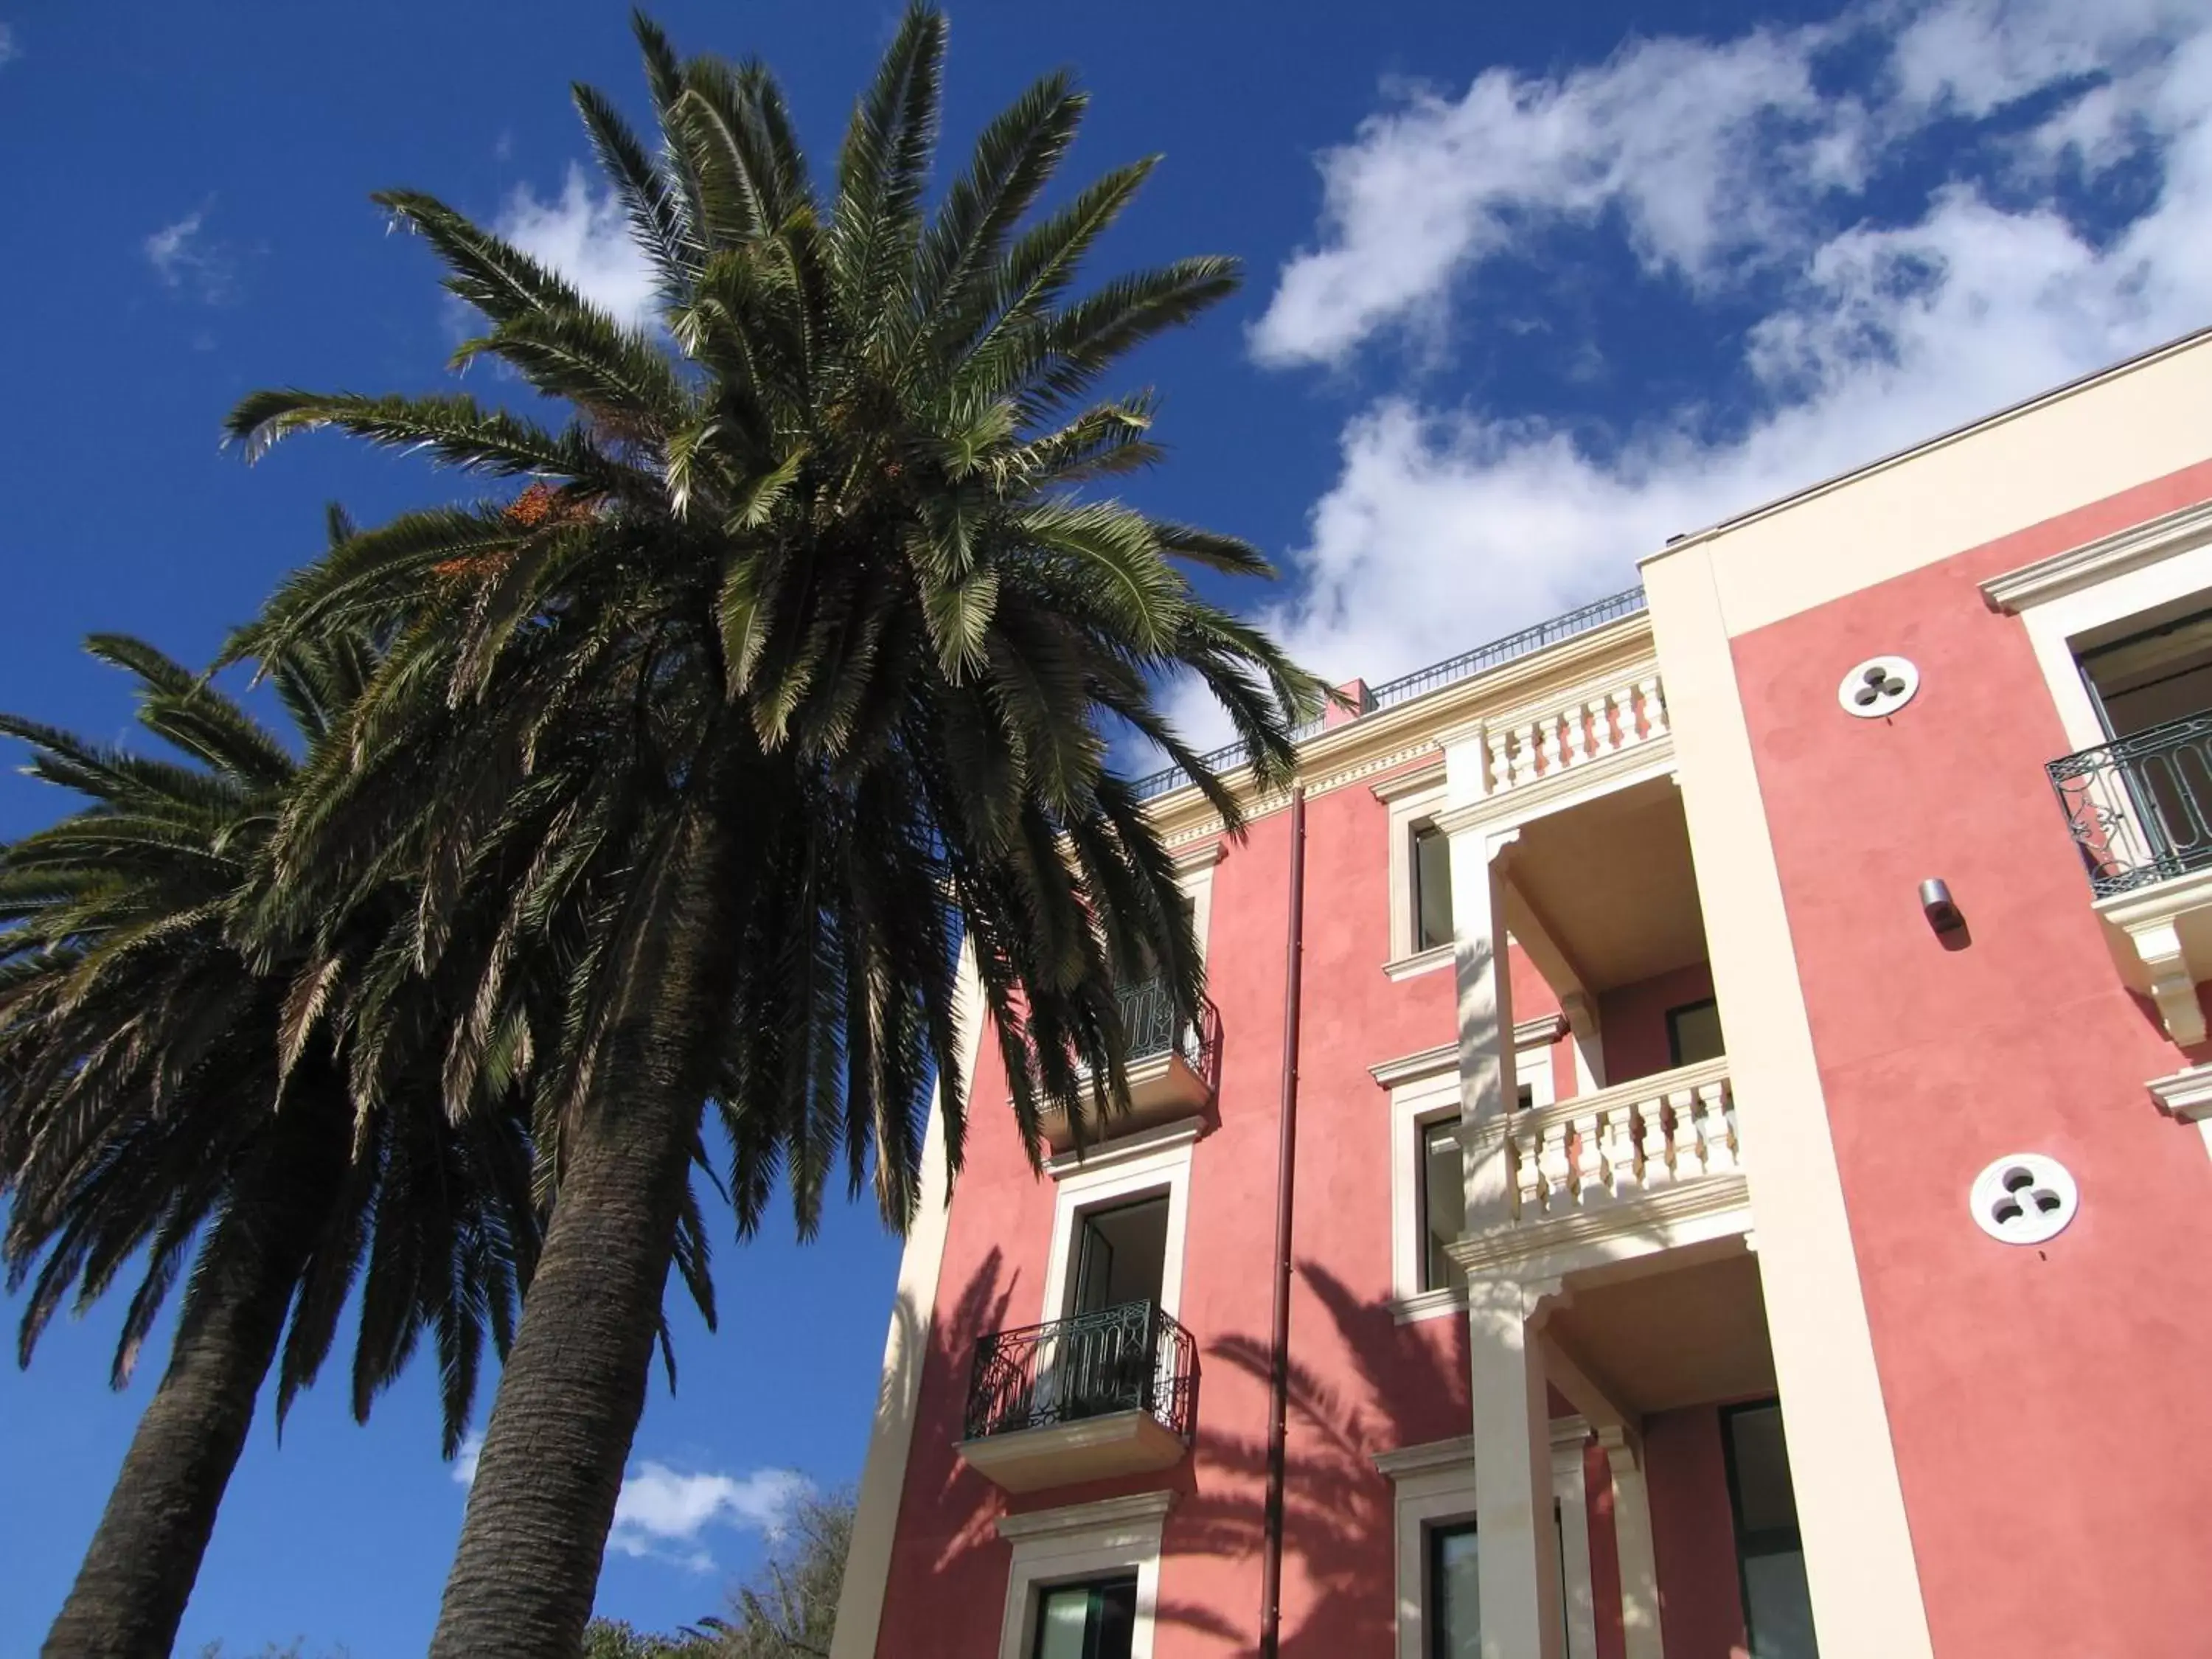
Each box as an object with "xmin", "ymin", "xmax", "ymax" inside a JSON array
[
  {"xmin": 2148, "ymin": 1062, "xmax": 2212, "ymax": 1119},
  {"xmin": 995, "ymin": 1491, "xmax": 1171, "ymax": 1659},
  {"xmin": 1381, "ymin": 1440, "xmax": 1482, "ymax": 1659},
  {"xmin": 1385, "ymin": 777, "xmax": 1453, "ymax": 964},
  {"xmin": 1374, "ymin": 1434, "xmax": 1478, "ymax": 1479},
  {"xmin": 1042, "ymin": 1116, "xmax": 1203, "ymax": 1180},
  {"xmin": 1373, "ymin": 757, "xmax": 1450, "ymax": 801},
  {"xmin": 1550, "ymin": 1417, "xmax": 1599, "ymax": 1659},
  {"xmin": 1172, "ymin": 838, "xmax": 1222, "ymax": 964},
  {"xmin": 1980, "ymin": 496, "xmax": 2212, "ymax": 613},
  {"xmin": 1040, "ymin": 1124, "xmax": 1195, "ymax": 1325},
  {"xmin": 997, "ymin": 1488, "xmax": 1175, "ymax": 1542},
  {"xmin": 831, "ymin": 947, "xmax": 988, "ymax": 1659},
  {"xmin": 1383, "ymin": 942, "xmax": 1457, "ymax": 983},
  {"xmin": 2148, "ymin": 1063, "xmax": 2212, "ymax": 1164},
  {"xmin": 2006, "ymin": 515, "xmax": 2212, "ymax": 756}
]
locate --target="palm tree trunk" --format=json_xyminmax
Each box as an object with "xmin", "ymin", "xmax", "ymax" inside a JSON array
[
  {"xmin": 430, "ymin": 807, "xmax": 737, "ymax": 1658},
  {"xmin": 43, "ymin": 1104, "xmax": 347, "ymax": 1659}
]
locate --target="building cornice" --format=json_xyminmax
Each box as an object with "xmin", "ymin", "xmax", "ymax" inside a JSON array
[
  {"xmin": 1368, "ymin": 1016, "xmax": 1567, "ymax": 1089},
  {"xmin": 1980, "ymin": 497, "xmax": 2212, "ymax": 614},
  {"xmin": 1372, "ymin": 1436, "xmax": 1476, "ymax": 1479}
]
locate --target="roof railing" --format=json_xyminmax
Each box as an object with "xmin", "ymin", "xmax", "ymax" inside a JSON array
[{"xmin": 1129, "ymin": 585, "xmax": 1649, "ymax": 801}]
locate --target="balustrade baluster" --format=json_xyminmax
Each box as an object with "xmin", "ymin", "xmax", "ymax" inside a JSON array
[
  {"xmin": 1639, "ymin": 675, "xmax": 1669, "ymax": 739},
  {"xmin": 1638, "ymin": 1096, "xmax": 1673, "ymax": 1188},
  {"xmin": 1572, "ymin": 1110, "xmax": 1603, "ymax": 1203},
  {"xmin": 1539, "ymin": 1120, "xmax": 1573, "ymax": 1214},
  {"xmin": 1611, "ymin": 685, "xmax": 1639, "ymax": 748},
  {"xmin": 1512, "ymin": 722, "xmax": 1541, "ymax": 787}
]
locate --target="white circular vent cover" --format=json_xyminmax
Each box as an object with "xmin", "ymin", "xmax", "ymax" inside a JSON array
[
  {"xmin": 1839, "ymin": 655, "xmax": 1920, "ymax": 717},
  {"xmin": 1969, "ymin": 1153, "xmax": 2078, "ymax": 1245}
]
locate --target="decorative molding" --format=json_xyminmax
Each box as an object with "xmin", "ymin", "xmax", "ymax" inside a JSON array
[
  {"xmin": 1371, "ymin": 756, "xmax": 1449, "ymax": 801},
  {"xmin": 1373, "ymin": 1436, "xmax": 1477, "ymax": 1480},
  {"xmin": 995, "ymin": 1487, "xmax": 1175, "ymax": 1543},
  {"xmin": 1447, "ymin": 1174, "xmax": 1753, "ymax": 1279},
  {"xmin": 1389, "ymin": 1285, "xmax": 1469, "ymax": 1326},
  {"xmin": 2094, "ymin": 870, "xmax": 2212, "ymax": 1046},
  {"xmin": 1370, "ymin": 1041, "xmax": 1458, "ymax": 1090},
  {"xmin": 1515, "ymin": 1012, "xmax": 1569, "ymax": 1046},
  {"xmin": 2148, "ymin": 1064, "xmax": 2212, "ymax": 1121},
  {"xmin": 1382, "ymin": 943, "xmax": 1455, "ymax": 984},
  {"xmin": 1042, "ymin": 1115, "xmax": 1204, "ymax": 1180},
  {"xmin": 1549, "ymin": 1413, "xmax": 1592, "ymax": 1451},
  {"xmin": 1169, "ymin": 837, "xmax": 1225, "ymax": 870},
  {"xmin": 1980, "ymin": 496, "xmax": 2212, "ymax": 613}
]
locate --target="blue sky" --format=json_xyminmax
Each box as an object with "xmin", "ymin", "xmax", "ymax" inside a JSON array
[{"xmin": 1, "ymin": 0, "xmax": 2206, "ymax": 1651}]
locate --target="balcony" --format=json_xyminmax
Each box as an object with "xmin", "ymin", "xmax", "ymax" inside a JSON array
[
  {"xmin": 1039, "ymin": 979, "xmax": 1221, "ymax": 1153},
  {"xmin": 2048, "ymin": 714, "xmax": 2212, "ymax": 1042},
  {"xmin": 1453, "ymin": 1057, "xmax": 1751, "ymax": 1279},
  {"xmin": 956, "ymin": 1300, "xmax": 1198, "ymax": 1495}
]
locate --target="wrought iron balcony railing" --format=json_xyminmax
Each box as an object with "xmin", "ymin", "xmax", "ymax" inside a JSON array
[
  {"xmin": 2047, "ymin": 712, "xmax": 2212, "ymax": 897},
  {"xmin": 964, "ymin": 1298, "xmax": 1199, "ymax": 1443},
  {"xmin": 1116, "ymin": 976, "xmax": 1219, "ymax": 1082}
]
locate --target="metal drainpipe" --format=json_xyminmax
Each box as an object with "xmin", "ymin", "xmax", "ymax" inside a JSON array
[{"xmin": 1257, "ymin": 785, "xmax": 1307, "ymax": 1659}]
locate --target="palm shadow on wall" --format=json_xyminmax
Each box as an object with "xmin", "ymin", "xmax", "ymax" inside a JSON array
[{"xmin": 1155, "ymin": 1259, "xmax": 1467, "ymax": 1655}]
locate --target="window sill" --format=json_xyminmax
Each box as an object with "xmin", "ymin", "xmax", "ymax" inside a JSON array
[
  {"xmin": 1383, "ymin": 944, "xmax": 1455, "ymax": 984},
  {"xmin": 1388, "ymin": 1286, "xmax": 1468, "ymax": 1325}
]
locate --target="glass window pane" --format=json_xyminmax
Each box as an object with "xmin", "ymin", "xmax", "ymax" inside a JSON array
[
  {"xmin": 1742, "ymin": 1551, "xmax": 1817, "ymax": 1659},
  {"xmin": 1430, "ymin": 1523, "xmax": 1481, "ymax": 1659},
  {"xmin": 1032, "ymin": 1576, "xmax": 1139, "ymax": 1659},
  {"xmin": 1667, "ymin": 998, "xmax": 1724, "ymax": 1065},
  {"xmin": 1726, "ymin": 1405, "xmax": 1799, "ymax": 1537},
  {"xmin": 1415, "ymin": 825, "xmax": 1455, "ymax": 952},
  {"xmin": 1034, "ymin": 1587, "xmax": 1093, "ymax": 1659},
  {"xmin": 1421, "ymin": 1119, "xmax": 1467, "ymax": 1292}
]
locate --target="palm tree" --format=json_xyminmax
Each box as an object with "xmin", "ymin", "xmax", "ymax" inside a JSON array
[
  {"xmin": 0, "ymin": 614, "xmax": 540, "ymax": 1658},
  {"xmin": 223, "ymin": 10, "xmax": 1323, "ymax": 1652}
]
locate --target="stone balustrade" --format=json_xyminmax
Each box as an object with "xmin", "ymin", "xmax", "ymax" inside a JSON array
[
  {"xmin": 1470, "ymin": 1056, "xmax": 1736, "ymax": 1231},
  {"xmin": 1472, "ymin": 672, "xmax": 1669, "ymax": 799}
]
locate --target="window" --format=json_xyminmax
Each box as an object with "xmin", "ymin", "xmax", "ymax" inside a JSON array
[
  {"xmin": 1666, "ymin": 998, "xmax": 1724, "ymax": 1067},
  {"xmin": 1071, "ymin": 1195, "xmax": 1169, "ymax": 1315},
  {"xmin": 1722, "ymin": 1402, "xmax": 1818, "ymax": 1659},
  {"xmin": 1041, "ymin": 1120, "xmax": 1196, "ymax": 1327},
  {"xmin": 1427, "ymin": 1522, "xmax": 1480, "ymax": 1659},
  {"xmin": 2078, "ymin": 602, "xmax": 2212, "ymax": 739},
  {"xmin": 995, "ymin": 1491, "xmax": 1168, "ymax": 1659},
  {"xmin": 1384, "ymin": 1045, "xmax": 1549, "ymax": 1318},
  {"xmin": 1419, "ymin": 1119, "xmax": 1467, "ymax": 1293},
  {"xmin": 1033, "ymin": 1573, "xmax": 1138, "ymax": 1659},
  {"xmin": 1413, "ymin": 823, "xmax": 1455, "ymax": 953}
]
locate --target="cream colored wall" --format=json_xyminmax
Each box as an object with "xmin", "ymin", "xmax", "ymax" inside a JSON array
[
  {"xmin": 1660, "ymin": 330, "xmax": 2212, "ymax": 640},
  {"xmin": 828, "ymin": 947, "xmax": 984, "ymax": 1659},
  {"xmin": 1640, "ymin": 549, "xmax": 1936, "ymax": 1659}
]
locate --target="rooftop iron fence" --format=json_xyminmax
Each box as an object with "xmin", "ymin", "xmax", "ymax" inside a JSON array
[{"xmin": 1128, "ymin": 586, "xmax": 1649, "ymax": 801}]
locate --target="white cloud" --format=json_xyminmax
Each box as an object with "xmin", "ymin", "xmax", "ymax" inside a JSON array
[
  {"xmin": 609, "ymin": 1462, "xmax": 810, "ymax": 1572},
  {"xmin": 1213, "ymin": 0, "xmax": 2212, "ymax": 731},
  {"xmin": 448, "ymin": 1434, "xmax": 807, "ymax": 1574},
  {"xmin": 493, "ymin": 164, "xmax": 658, "ymax": 332},
  {"xmin": 144, "ymin": 208, "xmax": 239, "ymax": 302},
  {"xmin": 0, "ymin": 23, "xmax": 19, "ymax": 67},
  {"xmin": 451, "ymin": 1431, "xmax": 483, "ymax": 1487}
]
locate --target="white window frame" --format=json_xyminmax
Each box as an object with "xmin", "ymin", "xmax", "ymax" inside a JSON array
[
  {"xmin": 1172, "ymin": 838, "xmax": 1223, "ymax": 965},
  {"xmin": 1376, "ymin": 1037, "xmax": 1556, "ymax": 1323},
  {"xmin": 1377, "ymin": 764, "xmax": 1454, "ymax": 980},
  {"xmin": 995, "ymin": 1491, "xmax": 1171, "ymax": 1659},
  {"xmin": 1374, "ymin": 1430, "xmax": 1596, "ymax": 1659},
  {"xmin": 1375, "ymin": 1438, "xmax": 1481, "ymax": 1659},
  {"xmin": 1039, "ymin": 1117, "xmax": 1199, "ymax": 1325},
  {"xmin": 1984, "ymin": 500, "xmax": 2212, "ymax": 754}
]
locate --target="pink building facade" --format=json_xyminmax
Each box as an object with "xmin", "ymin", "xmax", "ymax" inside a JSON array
[{"xmin": 830, "ymin": 330, "xmax": 2212, "ymax": 1659}]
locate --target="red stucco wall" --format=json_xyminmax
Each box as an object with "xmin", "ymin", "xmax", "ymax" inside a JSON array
[
  {"xmin": 872, "ymin": 769, "xmax": 1491, "ymax": 1655},
  {"xmin": 1645, "ymin": 1408, "xmax": 1747, "ymax": 1659},
  {"xmin": 1599, "ymin": 960, "xmax": 1717, "ymax": 1083},
  {"xmin": 1728, "ymin": 459, "xmax": 2212, "ymax": 1658}
]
